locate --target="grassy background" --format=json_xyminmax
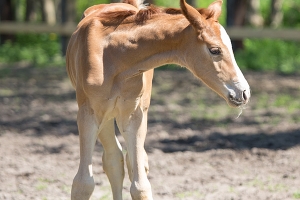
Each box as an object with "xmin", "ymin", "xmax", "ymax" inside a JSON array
[{"xmin": 0, "ymin": 0, "xmax": 299, "ymax": 73}]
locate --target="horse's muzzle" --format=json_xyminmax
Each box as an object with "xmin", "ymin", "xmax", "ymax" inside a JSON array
[
  {"xmin": 228, "ymin": 90, "xmax": 250, "ymax": 107},
  {"xmin": 226, "ymin": 83, "xmax": 251, "ymax": 107}
]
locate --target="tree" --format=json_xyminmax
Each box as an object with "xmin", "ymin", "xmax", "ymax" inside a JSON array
[
  {"xmin": 0, "ymin": 0, "xmax": 16, "ymax": 44},
  {"xmin": 186, "ymin": 0, "xmax": 196, "ymax": 7},
  {"xmin": 24, "ymin": 0, "xmax": 56, "ymax": 24},
  {"xmin": 25, "ymin": 0, "xmax": 34, "ymax": 21},
  {"xmin": 247, "ymin": 0, "xmax": 264, "ymax": 27},
  {"xmin": 41, "ymin": 0, "xmax": 56, "ymax": 25},
  {"xmin": 269, "ymin": 0, "xmax": 283, "ymax": 28},
  {"xmin": 226, "ymin": 0, "xmax": 247, "ymax": 51},
  {"xmin": 61, "ymin": 0, "xmax": 76, "ymax": 55}
]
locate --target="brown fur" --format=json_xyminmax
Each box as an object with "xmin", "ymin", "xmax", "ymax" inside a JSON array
[
  {"xmin": 97, "ymin": 3, "xmax": 216, "ymax": 26},
  {"xmin": 164, "ymin": 7, "xmax": 215, "ymax": 20},
  {"xmin": 98, "ymin": 10, "xmax": 136, "ymax": 26},
  {"xmin": 135, "ymin": 5, "xmax": 162, "ymax": 24}
]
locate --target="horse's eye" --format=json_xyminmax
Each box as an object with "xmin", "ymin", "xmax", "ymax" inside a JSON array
[{"xmin": 209, "ymin": 47, "xmax": 221, "ymax": 55}]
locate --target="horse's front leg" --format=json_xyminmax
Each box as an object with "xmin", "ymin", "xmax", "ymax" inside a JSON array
[
  {"xmin": 126, "ymin": 148, "xmax": 149, "ymax": 182},
  {"xmin": 71, "ymin": 102, "xmax": 98, "ymax": 200},
  {"xmin": 117, "ymin": 106, "xmax": 153, "ymax": 200}
]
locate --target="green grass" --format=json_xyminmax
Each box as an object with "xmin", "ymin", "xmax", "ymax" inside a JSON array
[
  {"xmin": 253, "ymin": 91, "xmax": 300, "ymax": 111},
  {"xmin": 274, "ymin": 95, "xmax": 300, "ymax": 114},
  {"xmin": 35, "ymin": 178, "xmax": 55, "ymax": 191},
  {"xmin": 247, "ymin": 178, "xmax": 288, "ymax": 193},
  {"xmin": 294, "ymin": 192, "xmax": 300, "ymax": 199},
  {"xmin": 175, "ymin": 190, "xmax": 204, "ymax": 199},
  {"xmin": 99, "ymin": 193, "xmax": 112, "ymax": 200}
]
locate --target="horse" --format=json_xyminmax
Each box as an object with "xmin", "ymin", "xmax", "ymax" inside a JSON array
[{"xmin": 66, "ymin": 0, "xmax": 250, "ymax": 199}]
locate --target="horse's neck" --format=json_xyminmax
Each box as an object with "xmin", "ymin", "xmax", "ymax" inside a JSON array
[{"xmin": 106, "ymin": 15, "xmax": 191, "ymax": 78}]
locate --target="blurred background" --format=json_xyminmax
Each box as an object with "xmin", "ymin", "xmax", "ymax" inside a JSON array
[
  {"xmin": 0, "ymin": 0, "xmax": 300, "ymax": 73},
  {"xmin": 0, "ymin": 1, "xmax": 300, "ymax": 200}
]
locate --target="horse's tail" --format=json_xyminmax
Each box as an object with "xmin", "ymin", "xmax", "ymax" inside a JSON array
[{"xmin": 122, "ymin": 0, "xmax": 147, "ymax": 10}]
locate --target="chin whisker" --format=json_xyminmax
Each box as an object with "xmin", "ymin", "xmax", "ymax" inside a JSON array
[{"xmin": 235, "ymin": 105, "xmax": 247, "ymax": 119}]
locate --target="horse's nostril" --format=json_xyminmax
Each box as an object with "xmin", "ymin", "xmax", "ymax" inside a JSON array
[{"xmin": 242, "ymin": 90, "xmax": 248, "ymax": 101}]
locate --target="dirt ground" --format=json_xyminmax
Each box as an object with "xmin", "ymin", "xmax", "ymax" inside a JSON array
[{"xmin": 0, "ymin": 63, "xmax": 299, "ymax": 200}]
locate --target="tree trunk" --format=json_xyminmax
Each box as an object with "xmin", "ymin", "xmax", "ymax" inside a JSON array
[
  {"xmin": 247, "ymin": 0, "xmax": 264, "ymax": 27},
  {"xmin": 0, "ymin": 0, "xmax": 15, "ymax": 44},
  {"xmin": 25, "ymin": 0, "xmax": 37, "ymax": 22},
  {"xmin": 226, "ymin": 0, "xmax": 247, "ymax": 51},
  {"xmin": 145, "ymin": 0, "xmax": 154, "ymax": 4},
  {"xmin": 41, "ymin": 0, "xmax": 56, "ymax": 25},
  {"xmin": 186, "ymin": 0, "xmax": 196, "ymax": 7},
  {"xmin": 270, "ymin": 0, "xmax": 283, "ymax": 28},
  {"xmin": 61, "ymin": 0, "xmax": 76, "ymax": 55}
]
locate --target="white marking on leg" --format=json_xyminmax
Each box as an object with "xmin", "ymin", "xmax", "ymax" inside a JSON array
[{"xmin": 88, "ymin": 164, "xmax": 93, "ymax": 177}]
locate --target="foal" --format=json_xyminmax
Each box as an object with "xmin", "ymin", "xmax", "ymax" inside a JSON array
[{"xmin": 66, "ymin": 0, "xmax": 250, "ymax": 199}]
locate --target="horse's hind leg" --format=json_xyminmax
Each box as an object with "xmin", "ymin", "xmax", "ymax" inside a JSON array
[
  {"xmin": 98, "ymin": 119, "xmax": 124, "ymax": 200},
  {"xmin": 71, "ymin": 103, "xmax": 98, "ymax": 200}
]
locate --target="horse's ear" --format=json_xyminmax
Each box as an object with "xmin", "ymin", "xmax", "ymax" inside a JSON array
[
  {"xmin": 207, "ymin": 0, "xmax": 223, "ymax": 20},
  {"xmin": 180, "ymin": 0, "xmax": 206, "ymax": 32}
]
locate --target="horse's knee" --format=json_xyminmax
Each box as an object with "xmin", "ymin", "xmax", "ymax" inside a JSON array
[
  {"xmin": 130, "ymin": 180, "xmax": 153, "ymax": 200},
  {"xmin": 71, "ymin": 173, "xmax": 95, "ymax": 200}
]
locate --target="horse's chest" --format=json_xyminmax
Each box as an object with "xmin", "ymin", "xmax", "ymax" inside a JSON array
[
  {"xmin": 106, "ymin": 73, "xmax": 145, "ymax": 100},
  {"xmin": 91, "ymin": 74, "xmax": 149, "ymax": 118}
]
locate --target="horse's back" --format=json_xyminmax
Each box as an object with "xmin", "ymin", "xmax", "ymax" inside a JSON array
[
  {"xmin": 67, "ymin": 3, "xmax": 137, "ymax": 89},
  {"xmin": 82, "ymin": 3, "xmax": 138, "ymax": 20}
]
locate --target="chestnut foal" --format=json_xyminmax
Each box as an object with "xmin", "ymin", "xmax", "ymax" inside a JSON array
[{"xmin": 66, "ymin": 0, "xmax": 250, "ymax": 199}]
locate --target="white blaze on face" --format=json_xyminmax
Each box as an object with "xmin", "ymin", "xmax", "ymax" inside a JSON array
[{"xmin": 219, "ymin": 25, "xmax": 250, "ymax": 98}]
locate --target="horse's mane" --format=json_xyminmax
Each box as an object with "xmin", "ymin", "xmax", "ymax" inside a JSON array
[
  {"xmin": 99, "ymin": 3, "xmax": 215, "ymax": 26},
  {"xmin": 164, "ymin": 7, "xmax": 215, "ymax": 19}
]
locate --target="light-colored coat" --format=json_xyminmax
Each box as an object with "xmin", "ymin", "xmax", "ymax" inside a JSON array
[{"xmin": 66, "ymin": 0, "xmax": 250, "ymax": 199}]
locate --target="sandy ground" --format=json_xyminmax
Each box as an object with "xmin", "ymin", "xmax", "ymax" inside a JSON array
[{"xmin": 0, "ymin": 64, "xmax": 299, "ymax": 200}]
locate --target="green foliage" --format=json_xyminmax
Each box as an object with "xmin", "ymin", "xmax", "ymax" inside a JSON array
[
  {"xmin": 153, "ymin": 0, "xmax": 227, "ymax": 25},
  {"xmin": 260, "ymin": 0, "xmax": 271, "ymax": 24},
  {"xmin": 282, "ymin": 0, "xmax": 300, "ymax": 28},
  {"xmin": 235, "ymin": 39, "xmax": 300, "ymax": 74},
  {"xmin": 260, "ymin": 0, "xmax": 300, "ymax": 27},
  {"xmin": 76, "ymin": 0, "xmax": 109, "ymax": 21},
  {"xmin": 0, "ymin": 33, "xmax": 64, "ymax": 66},
  {"xmin": 155, "ymin": 0, "xmax": 179, "ymax": 7}
]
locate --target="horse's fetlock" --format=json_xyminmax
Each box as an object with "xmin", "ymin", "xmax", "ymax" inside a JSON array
[
  {"xmin": 130, "ymin": 181, "xmax": 152, "ymax": 200},
  {"xmin": 71, "ymin": 174, "xmax": 95, "ymax": 200}
]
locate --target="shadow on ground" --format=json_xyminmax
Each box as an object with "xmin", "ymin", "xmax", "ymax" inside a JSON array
[{"xmin": 147, "ymin": 129, "xmax": 300, "ymax": 153}]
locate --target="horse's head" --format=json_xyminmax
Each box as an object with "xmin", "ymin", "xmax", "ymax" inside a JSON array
[{"xmin": 180, "ymin": 0, "xmax": 250, "ymax": 107}]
